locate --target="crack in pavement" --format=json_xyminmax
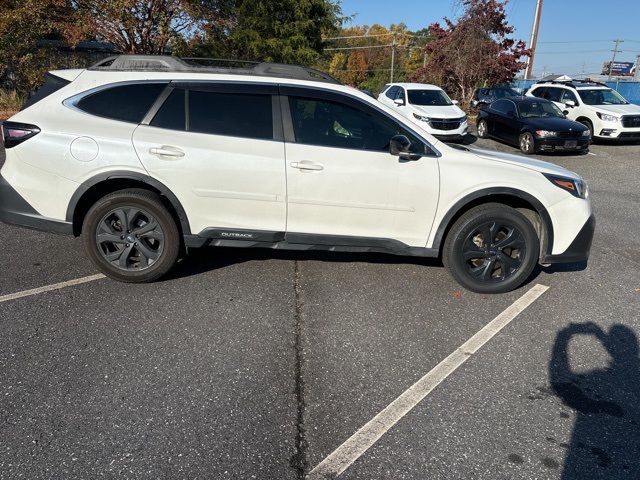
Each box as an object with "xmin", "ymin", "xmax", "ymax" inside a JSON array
[{"xmin": 290, "ymin": 260, "xmax": 308, "ymax": 479}]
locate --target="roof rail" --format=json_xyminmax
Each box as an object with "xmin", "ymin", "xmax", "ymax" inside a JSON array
[
  {"xmin": 89, "ymin": 55, "xmax": 340, "ymax": 84},
  {"xmin": 536, "ymin": 78, "xmax": 609, "ymax": 88}
]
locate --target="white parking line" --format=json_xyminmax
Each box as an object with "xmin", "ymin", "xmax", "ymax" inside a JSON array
[
  {"xmin": 587, "ymin": 152, "xmax": 597, "ymax": 156},
  {"xmin": 307, "ymin": 283, "xmax": 550, "ymax": 479},
  {"xmin": 0, "ymin": 274, "xmax": 105, "ymax": 304}
]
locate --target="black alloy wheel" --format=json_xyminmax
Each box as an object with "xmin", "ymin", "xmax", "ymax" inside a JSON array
[
  {"xmin": 443, "ymin": 203, "xmax": 540, "ymax": 293},
  {"xmin": 82, "ymin": 189, "xmax": 180, "ymax": 282}
]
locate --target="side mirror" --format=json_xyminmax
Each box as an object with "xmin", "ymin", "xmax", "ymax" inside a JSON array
[
  {"xmin": 393, "ymin": 98, "xmax": 405, "ymax": 106},
  {"xmin": 452, "ymin": 100, "xmax": 459, "ymax": 105},
  {"xmin": 562, "ymin": 110, "xmax": 569, "ymax": 116},
  {"xmin": 389, "ymin": 135, "xmax": 416, "ymax": 160},
  {"xmin": 564, "ymin": 100, "xmax": 576, "ymax": 107}
]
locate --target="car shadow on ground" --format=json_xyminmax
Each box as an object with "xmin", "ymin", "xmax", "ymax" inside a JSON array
[{"xmin": 548, "ymin": 322, "xmax": 640, "ymax": 479}]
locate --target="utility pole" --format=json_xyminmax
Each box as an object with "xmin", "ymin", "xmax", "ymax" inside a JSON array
[
  {"xmin": 524, "ymin": 0, "xmax": 544, "ymax": 80},
  {"xmin": 390, "ymin": 35, "xmax": 396, "ymax": 83},
  {"xmin": 608, "ymin": 39, "xmax": 624, "ymax": 80}
]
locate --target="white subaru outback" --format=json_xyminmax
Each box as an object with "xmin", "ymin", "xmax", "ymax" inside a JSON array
[{"xmin": 0, "ymin": 55, "xmax": 594, "ymax": 293}]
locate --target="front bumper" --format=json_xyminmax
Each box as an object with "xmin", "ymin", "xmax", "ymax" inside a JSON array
[
  {"xmin": 536, "ymin": 137, "xmax": 590, "ymax": 152},
  {"xmin": 541, "ymin": 214, "xmax": 595, "ymax": 264},
  {"xmin": 0, "ymin": 174, "xmax": 72, "ymax": 234}
]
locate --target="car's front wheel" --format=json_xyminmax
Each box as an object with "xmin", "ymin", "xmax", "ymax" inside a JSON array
[
  {"xmin": 82, "ymin": 189, "xmax": 181, "ymax": 283},
  {"xmin": 477, "ymin": 119, "xmax": 489, "ymax": 138},
  {"xmin": 519, "ymin": 132, "xmax": 535, "ymax": 154},
  {"xmin": 443, "ymin": 203, "xmax": 540, "ymax": 294}
]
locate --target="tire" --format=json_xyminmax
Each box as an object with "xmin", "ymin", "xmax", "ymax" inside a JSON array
[
  {"xmin": 578, "ymin": 119, "xmax": 594, "ymax": 143},
  {"xmin": 477, "ymin": 119, "xmax": 489, "ymax": 138},
  {"xmin": 442, "ymin": 203, "xmax": 540, "ymax": 294},
  {"xmin": 82, "ymin": 189, "xmax": 181, "ymax": 283},
  {"xmin": 519, "ymin": 131, "xmax": 535, "ymax": 154}
]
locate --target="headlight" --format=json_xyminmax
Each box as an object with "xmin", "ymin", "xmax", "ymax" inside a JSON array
[
  {"xmin": 596, "ymin": 112, "xmax": 619, "ymax": 122},
  {"xmin": 535, "ymin": 130, "xmax": 558, "ymax": 137},
  {"xmin": 413, "ymin": 113, "xmax": 430, "ymax": 122},
  {"xmin": 543, "ymin": 173, "xmax": 588, "ymax": 199},
  {"xmin": 582, "ymin": 129, "xmax": 591, "ymax": 137}
]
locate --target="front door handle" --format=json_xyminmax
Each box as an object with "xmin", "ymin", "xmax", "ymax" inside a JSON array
[
  {"xmin": 149, "ymin": 146, "xmax": 185, "ymax": 158},
  {"xmin": 290, "ymin": 161, "xmax": 324, "ymax": 171}
]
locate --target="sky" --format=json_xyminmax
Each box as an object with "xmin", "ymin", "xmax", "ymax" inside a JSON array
[{"xmin": 338, "ymin": 0, "xmax": 640, "ymax": 78}]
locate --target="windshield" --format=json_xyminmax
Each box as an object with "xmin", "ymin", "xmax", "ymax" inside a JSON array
[
  {"xmin": 518, "ymin": 101, "xmax": 565, "ymax": 118},
  {"xmin": 578, "ymin": 88, "xmax": 629, "ymax": 105},
  {"xmin": 407, "ymin": 89, "xmax": 453, "ymax": 106}
]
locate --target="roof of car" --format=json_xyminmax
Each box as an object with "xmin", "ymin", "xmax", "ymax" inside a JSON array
[{"xmin": 387, "ymin": 83, "xmax": 442, "ymax": 90}]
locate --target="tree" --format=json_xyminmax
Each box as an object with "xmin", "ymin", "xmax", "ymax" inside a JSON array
[
  {"xmin": 409, "ymin": 0, "xmax": 529, "ymax": 108},
  {"xmin": 221, "ymin": 0, "xmax": 342, "ymax": 65},
  {"xmin": 0, "ymin": 0, "xmax": 76, "ymax": 94},
  {"xmin": 72, "ymin": 0, "xmax": 230, "ymax": 54}
]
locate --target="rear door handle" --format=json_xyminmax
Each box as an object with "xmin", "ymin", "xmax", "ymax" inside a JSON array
[
  {"xmin": 149, "ymin": 146, "xmax": 185, "ymax": 158},
  {"xmin": 290, "ymin": 161, "xmax": 324, "ymax": 171}
]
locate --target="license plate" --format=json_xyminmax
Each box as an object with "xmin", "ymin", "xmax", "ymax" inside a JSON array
[{"xmin": 564, "ymin": 140, "xmax": 577, "ymax": 148}]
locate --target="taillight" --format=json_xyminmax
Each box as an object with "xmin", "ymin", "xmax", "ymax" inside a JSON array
[{"xmin": 2, "ymin": 121, "xmax": 40, "ymax": 149}]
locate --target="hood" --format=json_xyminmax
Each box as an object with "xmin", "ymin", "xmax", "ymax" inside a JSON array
[
  {"xmin": 524, "ymin": 116, "xmax": 587, "ymax": 131},
  {"xmin": 465, "ymin": 147, "xmax": 580, "ymax": 178},
  {"xmin": 589, "ymin": 103, "xmax": 640, "ymax": 115},
  {"xmin": 410, "ymin": 104, "xmax": 466, "ymax": 119}
]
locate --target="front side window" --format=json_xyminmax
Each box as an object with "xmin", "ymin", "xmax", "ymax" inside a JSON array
[
  {"xmin": 385, "ymin": 86, "xmax": 399, "ymax": 99},
  {"xmin": 394, "ymin": 88, "xmax": 406, "ymax": 102},
  {"xmin": 578, "ymin": 88, "xmax": 629, "ymax": 105},
  {"xmin": 188, "ymin": 90, "xmax": 273, "ymax": 139},
  {"xmin": 289, "ymin": 96, "xmax": 421, "ymax": 152},
  {"xmin": 407, "ymin": 89, "xmax": 452, "ymax": 106},
  {"xmin": 560, "ymin": 89, "xmax": 578, "ymax": 105},
  {"xmin": 494, "ymin": 88, "xmax": 519, "ymax": 99},
  {"xmin": 530, "ymin": 87, "xmax": 547, "ymax": 99},
  {"xmin": 518, "ymin": 101, "xmax": 564, "ymax": 118},
  {"xmin": 76, "ymin": 83, "xmax": 167, "ymax": 123},
  {"xmin": 543, "ymin": 87, "xmax": 563, "ymax": 102},
  {"xmin": 491, "ymin": 99, "xmax": 511, "ymax": 115}
]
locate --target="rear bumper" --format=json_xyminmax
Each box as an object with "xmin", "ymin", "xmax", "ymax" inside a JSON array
[
  {"xmin": 0, "ymin": 174, "xmax": 72, "ymax": 234},
  {"xmin": 541, "ymin": 214, "xmax": 595, "ymax": 264}
]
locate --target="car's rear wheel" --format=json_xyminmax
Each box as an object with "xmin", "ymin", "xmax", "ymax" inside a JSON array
[
  {"xmin": 443, "ymin": 203, "xmax": 540, "ymax": 294},
  {"xmin": 477, "ymin": 119, "xmax": 489, "ymax": 138},
  {"xmin": 82, "ymin": 189, "xmax": 180, "ymax": 283},
  {"xmin": 519, "ymin": 132, "xmax": 535, "ymax": 154}
]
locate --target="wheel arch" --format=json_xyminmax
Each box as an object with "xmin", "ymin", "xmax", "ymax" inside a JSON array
[
  {"xmin": 66, "ymin": 171, "xmax": 191, "ymax": 237},
  {"xmin": 431, "ymin": 187, "xmax": 554, "ymax": 258}
]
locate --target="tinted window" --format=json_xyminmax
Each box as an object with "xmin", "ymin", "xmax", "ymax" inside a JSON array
[
  {"xmin": 22, "ymin": 73, "xmax": 70, "ymax": 110},
  {"xmin": 395, "ymin": 88, "xmax": 406, "ymax": 101},
  {"xmin": 544, "ymin": 87, "xmax": 563, "ymax": 102},
  {"xmin": 491, "ymin": 99, "xmax": 511, "ymax": 114},
  {"xmin": 531, "ymin": 87, "xmax": 547, "ymax": 99},
  {"xmin": 188, "ymin": 90, "xmax": 273, "ymax": 139},
  {"xmin": 407, "ymin": 89, "xmax": 452, "ymax": 106},
  {"xmin": 150, "ymin": 88, "xmax": 186, "ymax": 130},
  {"xmin": 559, "ymin": 89, "xmax": 578, "ymax": 104},
  {"xmin": 289, "ymin": 96, "xmax": 420, "ymax": 152},
  {"xmin": 77, "ymin": 83, "xmax": 167, "ymax": 123},
  {"xmin": 385, "ymin": 86, "xmax": 399, "ymax": 99}
]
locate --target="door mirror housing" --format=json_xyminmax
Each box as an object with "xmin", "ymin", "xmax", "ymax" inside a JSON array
[
  {"xmin": 393, "ymin": 98, "xmax": 405, "ymax": 106},
  {"xmin": 452, "ymin": 100, "xmax": 459, "ymax": 105},
  {"xmin": 562, "ymin": 110, "xmax": 569, "ymax": 116},
  {"xmin": 564, "ymin": 100, "xmax": 576, "ymax": 107},
  {"xmin": 389, "ymin": 135, "xmax": 417, "ymax": 160}
]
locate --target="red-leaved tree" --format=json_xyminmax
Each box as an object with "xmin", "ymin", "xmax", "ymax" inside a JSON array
[{"xmin": 410, "ymin": 0, "xmax": 529, "ymax": 108}]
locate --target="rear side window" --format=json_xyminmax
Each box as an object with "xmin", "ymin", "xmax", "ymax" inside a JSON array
[
  {"xmin": 22, "ymin": 73, "xmax": 70, "ymax": 110},
  {"xmin": 188, "ymin": 90, "xmax": 273, "ymax": 140},
  {"xmin": 150, "ymin": 88, "xmax": 186, "ymax": 131},
  {"xmin": 76, "ymin": 83, "xmax": 167, "ymax": 123},
  {"xmin": 530, "ymin": 87, "xmax": 547, "ymax": 99}
]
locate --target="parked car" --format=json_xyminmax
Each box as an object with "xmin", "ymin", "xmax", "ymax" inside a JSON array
[
  {"xmin": 476, "ymin": 97, "xmax": 590, "ymax": 154},
  {"xmin": 378, "ymin": 83, "xmax": 468, "ymax": 142},
  {"xmin": 0, "ymin": 55, "xmax": 594, "ymax": 293},
  {"xmin": 526, "ymin": 78, "xmax": 640, "ymax": 141},
  {"xmin": 471, "ymin": 86, "xmax": 520, "ymax": 109}
]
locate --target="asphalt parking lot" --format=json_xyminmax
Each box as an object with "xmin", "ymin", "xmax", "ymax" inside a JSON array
[{"xmin": 1, "ymin": 134, "xmax": 639, "ymax": 480}]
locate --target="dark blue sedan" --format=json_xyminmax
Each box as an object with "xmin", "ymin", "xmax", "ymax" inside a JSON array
[{"xmin": 476, "ymin": 97, "xmax": 590, "ymax": 154}]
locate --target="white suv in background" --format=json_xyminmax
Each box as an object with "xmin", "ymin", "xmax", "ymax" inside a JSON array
[
  {"xmin": 526, "ymin": 78, "xmax": 640, "ymax": 141},
  {"xmin": 0, "ymin": 55, "xmax": 594, "ymax": 293},
  {"xmin": 378, "ymin": 83, "xmax": 468, "ymax": 142}
]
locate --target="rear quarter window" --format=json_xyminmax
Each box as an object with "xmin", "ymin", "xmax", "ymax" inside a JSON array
[
  {"xmin": 76, "ymin": 83, "xmax": 167, "ymax": 123},
  {"xmin": 22, "ymin": 73, "xmax": 70, "ymax": 110}
]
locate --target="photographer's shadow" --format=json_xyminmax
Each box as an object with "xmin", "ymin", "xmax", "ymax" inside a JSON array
[{"xmin": 550, "ymin": 323, "xmax": 640, "ymax": 479}]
